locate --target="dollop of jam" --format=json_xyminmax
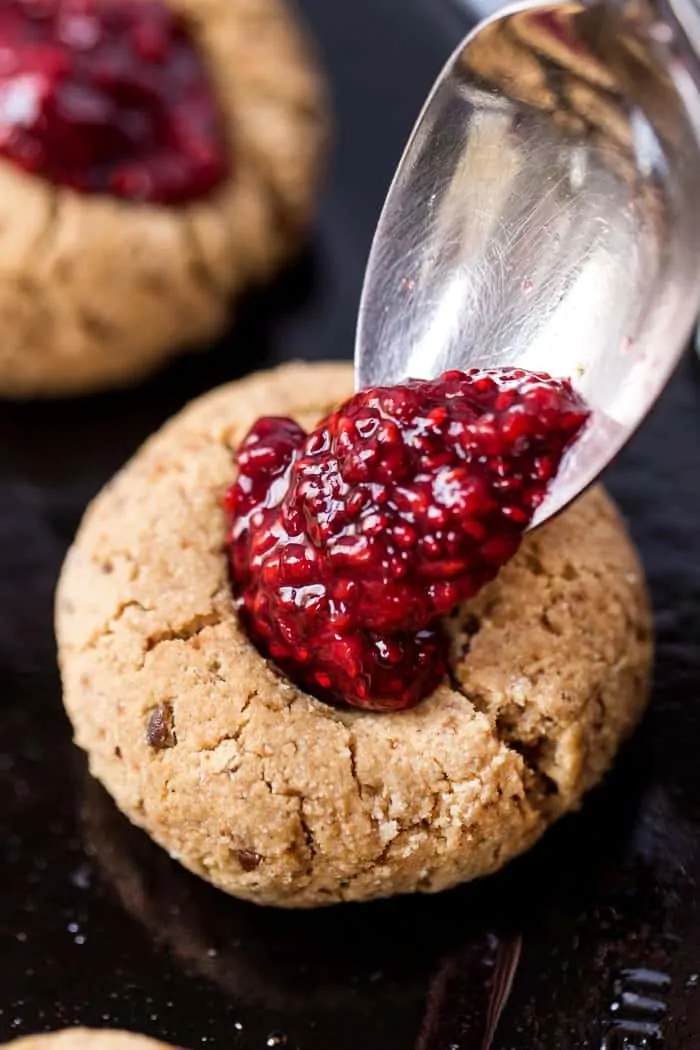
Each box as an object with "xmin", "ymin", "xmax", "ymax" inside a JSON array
[
  {"xmin": 225, "ymin": 369, "xmax": 590, "ymax": 711},
  {"xmin": 0, "ymin": 0, "xmax": 229, "ymax": 203}
]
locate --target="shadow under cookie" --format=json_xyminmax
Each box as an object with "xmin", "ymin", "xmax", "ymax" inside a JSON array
[
  {"xmin": 81, "ymin": 758, "xmax": 671, "ymax": 1046},
  {"xmin": 81, "ymin": 774, "xmax": 492, "ymax": 1017}
]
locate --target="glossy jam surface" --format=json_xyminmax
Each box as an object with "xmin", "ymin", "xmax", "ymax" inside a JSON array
[
  {"xmin": 0, "ymin": 0, "xmax": 228, "ymax": 203},
  {"xmin": 225, "ymin": 369, "xmax": 590, "ymax": 711}
]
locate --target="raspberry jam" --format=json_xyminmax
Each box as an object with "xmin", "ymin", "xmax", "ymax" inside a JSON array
[
  {"xmin": 0, "ymin": 0, "xmax": 228, "ymax": 203},
  {"xmin": 225, "ymin": 369, "xmax": 590, "ymax": 712}
]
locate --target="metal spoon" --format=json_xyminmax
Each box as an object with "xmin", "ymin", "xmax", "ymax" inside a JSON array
[{"xmin": 355, "ymin": 0, "xmax": 700, "ymax": 525}]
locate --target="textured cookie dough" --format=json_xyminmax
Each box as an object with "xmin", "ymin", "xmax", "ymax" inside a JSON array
[
  {"xmin": 56, "ymin": 361, "xmax": 653, "ymax": 907},
  {"xmin": 0, "ymin": 0, "xmax": 326, "ymax": 398},
  {"xmin": 3, "ymin": 1032, "xmax": 177, "ymax": 1050}
]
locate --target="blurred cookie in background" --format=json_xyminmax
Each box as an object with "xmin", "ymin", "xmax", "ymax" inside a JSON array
[{"xmin": 0, "ymin": 0, "xmax": 327, "ymax": 397}]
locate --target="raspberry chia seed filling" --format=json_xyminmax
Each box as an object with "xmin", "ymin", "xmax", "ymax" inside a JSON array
[
  {"xmin": 225, "ymin": 368, "xmax": 590, "ymax": 712},
  {"xmin": 0, "ymin": 0, "xmax": 229, "ymax": 203}
]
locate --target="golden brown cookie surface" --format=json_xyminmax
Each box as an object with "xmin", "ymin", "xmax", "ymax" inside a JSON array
[
  {"xmin": 0, "ymin": 0, "xmax": 326, "ymax": 398},
  {"xmin": 3, "ymin": 1031, "xmax": 177, "ymax": 1050},
  {"xmin": 56, "ymin": 361, "xmax": 652, "ymax": 907}
]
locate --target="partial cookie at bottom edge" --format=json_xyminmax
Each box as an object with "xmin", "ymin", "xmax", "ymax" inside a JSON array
[
  {"xmin": 56, "ymin": 360, "xmax": 653, "ymax": 907},
  {"xmin": 3, "ymin": 1031, "xmax": 178, "ymax": 1050}
]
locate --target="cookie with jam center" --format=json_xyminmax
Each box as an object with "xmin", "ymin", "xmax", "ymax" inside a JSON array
[
  {"xmin": 56, "ymin": 361, "xmax": 653, "ymax": 907},
  {"xmin": 0, "ymin": 0, "xmax": 327, "ymax": 396}
]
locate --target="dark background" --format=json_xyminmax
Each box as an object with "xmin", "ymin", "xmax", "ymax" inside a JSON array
[{"xmin": 1, "ymin": 1, "xmax": 700, "ymax": 1047}]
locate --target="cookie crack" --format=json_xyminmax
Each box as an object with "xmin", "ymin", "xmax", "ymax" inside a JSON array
[
  {"xmin": 197, "ymin": 688, "xmax": 257, "ymax": 753},
  {"xmin": 446, "ymin": 665, "xmax": 559, "ymax": 819},
  {"xmin": 143, "ymin": 610, "xmax": 224, "ymax": 656},
  {"xmin": 337, "ymin": 743, "xmax": 455, "ymax": 894},
  {"xmin": 298, "ymin": 800, "xmax": 318, "ymax": 876},
  {"xmin": 114, "ymin": 597, "xmax": 151, "ymax": 620},
  {"xmin": 197, "ymin": 732, "xmax": 237, "ymax": 756},
  {"xmin": 81, "ymin": 598, "xmax": 153, "ymax": 651},
  {"xmin": 345, "ymin": 730, "xmax": 360, "ymax": 797}
]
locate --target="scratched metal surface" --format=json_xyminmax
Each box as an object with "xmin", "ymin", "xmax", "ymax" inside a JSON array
[{"xmin": 1, "ymin": 1, "xmax": 700, "ymax": 1047}]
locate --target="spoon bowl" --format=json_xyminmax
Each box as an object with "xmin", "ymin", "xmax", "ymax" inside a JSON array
[{"xmin": 355, "ymin": 0, "xmax": 700, "ymax": 525}]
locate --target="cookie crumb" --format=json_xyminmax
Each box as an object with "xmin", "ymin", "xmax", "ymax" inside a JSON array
[{"xmin": 146, "ymin": 704, "xmax": 176, "ymax": 749}]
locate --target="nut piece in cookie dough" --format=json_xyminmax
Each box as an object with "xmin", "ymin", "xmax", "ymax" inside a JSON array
[
  {"xmin": 56, "ymin": 361, "xmax": 653, "ymax": 908},
  {"xmin": 3, "ymin": 1031, "xmax": 179, "ymax": 1050},
  {"xmin": 0, "ymin": 0, "xmax": 327, "ymax": 398}
]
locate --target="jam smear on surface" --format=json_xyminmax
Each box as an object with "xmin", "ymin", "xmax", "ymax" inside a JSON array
[
  {"xmin": 0, "ymin": 0, "xmax": 228, "ymax": 203},
  {"xmin": 225, "ymin": 369, "xmax": 590, "ymax": 712}
]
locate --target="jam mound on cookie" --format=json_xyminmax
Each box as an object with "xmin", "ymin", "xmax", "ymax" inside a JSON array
[
  {"xmin": 0, "ymin": 0, "xmax": 228, "ymax": 203},
  {"xmin": 225, "ymin": 368, "xmax": 590, "ymax": 711}
]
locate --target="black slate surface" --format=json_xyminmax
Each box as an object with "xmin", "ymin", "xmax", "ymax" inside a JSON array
[{"xmin": 1, "ymin": 1, "xmax": 700, "ymax": 1047}]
